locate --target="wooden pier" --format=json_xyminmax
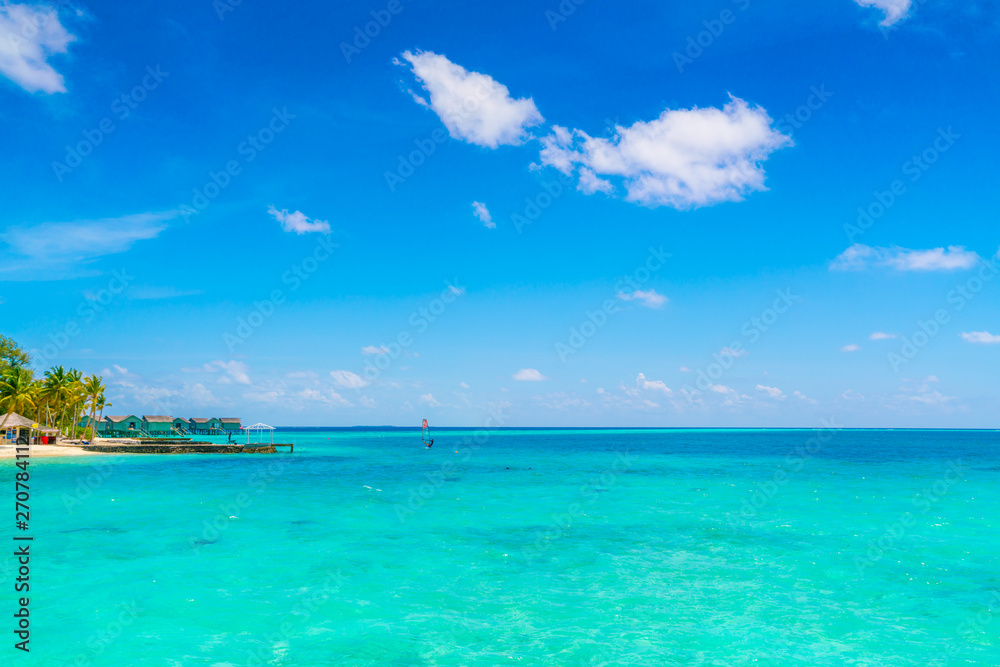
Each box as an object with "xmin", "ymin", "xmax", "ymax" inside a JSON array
[{"xmin": 73, "ymin": 438, "xmax": 296, "ymax": 455}]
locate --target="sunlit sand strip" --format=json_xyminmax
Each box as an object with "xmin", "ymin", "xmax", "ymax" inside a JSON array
[{"xmin": 0, "ymin": 443, "xmax": 96, "ymax": 458}]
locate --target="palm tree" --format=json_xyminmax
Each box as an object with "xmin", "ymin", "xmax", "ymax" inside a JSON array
[
  {"xmin": 33, "ymin": 381, "xmax": 48, "ymax": 426},
  {"xmin": 0, "ymin": 368, "xmax": 37, "ymax": 434},
  {"xmin": 65, "ymin": 369, "xmax": 84, "ymax": 438},
  {"xmin": 42, "ymin": 366, "xmax": 70, "ymax": 431},
  {"xmin": 96, "ymin": 395, "xmax": 111, "ymax": 438},
  {"xmin": 82, "ymin": 374, "xmax": 105, "ymax": 440}
]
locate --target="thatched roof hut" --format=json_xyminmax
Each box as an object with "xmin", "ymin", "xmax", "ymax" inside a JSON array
[
  {"xmin": 0, "ymin": 412, "xmax": 36, "ymax": 430},
  {"xmin": 0, "ymin": 413, "xmax": 59, "ymax": 441}
]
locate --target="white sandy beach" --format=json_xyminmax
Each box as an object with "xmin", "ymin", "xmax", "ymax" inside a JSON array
[{"xmin": 0, "ymin": 443, "xmax": 96, "ymax": 458}]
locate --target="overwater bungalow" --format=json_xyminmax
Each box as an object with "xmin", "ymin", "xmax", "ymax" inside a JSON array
[
  {"xmin": 78, "ymin": 415, "xmax": 106, "ymax": 434},
  {"xmin": 75, "ymin": 415, "xmax": 242, "ymax": 439},
  {"xmin": 187, "ymin": 417, "xmax": 234, "ymax": 435},
  {"xmin": 220, "ymin": 418, "xmax": 242, "ymax": 435},
  {"xmin": 104, "ymin": 415, "xmax": 143, "ymax": 437},
  {"xmin": 142, "ymin": 415, "xmax": 173, "ymax": 436}
]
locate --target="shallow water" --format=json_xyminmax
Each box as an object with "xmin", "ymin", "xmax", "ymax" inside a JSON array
[{"xmin": 5, "ymin": 428, "xmax": 999, "ymax": 665}]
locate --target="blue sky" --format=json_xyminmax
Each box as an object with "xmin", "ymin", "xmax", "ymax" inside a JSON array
[{"xmin": 1, "ymin": 0, "xmax": 997, "ymax": 427}]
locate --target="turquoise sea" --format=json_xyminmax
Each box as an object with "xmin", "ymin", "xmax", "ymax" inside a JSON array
[{"xmin": 5, "ymin": 428, "xmax": 1000, "ymax": 666}]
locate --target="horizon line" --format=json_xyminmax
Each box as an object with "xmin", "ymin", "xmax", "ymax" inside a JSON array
[{"xmin": 267, "ymin": 425, "xmax": 1000, "ymax": 431}]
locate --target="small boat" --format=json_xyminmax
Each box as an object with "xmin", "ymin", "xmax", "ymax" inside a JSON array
[{"xmin": 421, "ymin": 419, "xmax": 434, "ymax": 448}]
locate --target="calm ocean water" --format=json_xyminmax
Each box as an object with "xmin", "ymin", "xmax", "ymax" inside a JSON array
[{"xmin": 5, "ymin": 428, "xmax": 1000, "ymax": 666}]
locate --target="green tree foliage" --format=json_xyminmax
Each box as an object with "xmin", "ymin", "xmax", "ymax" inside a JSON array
[
  {"xmin": 0, "ymin": 335, "xmax": 107, "ymax": 440},
  {"xmin": 0, "ymin": 334, "xmax": 30, "ymax": 373}
]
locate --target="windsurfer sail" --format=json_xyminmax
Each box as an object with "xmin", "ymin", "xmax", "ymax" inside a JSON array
[{"xmin": 421, "ymin": 419, "xmax": 433, "ymax": 448}]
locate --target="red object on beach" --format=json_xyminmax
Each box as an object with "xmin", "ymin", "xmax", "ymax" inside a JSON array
[{"xmin": 41, "ymin": 436, "xmax": 48, "ymax": 444}]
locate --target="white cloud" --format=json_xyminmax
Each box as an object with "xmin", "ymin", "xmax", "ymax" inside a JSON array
[
  {"xmin": 242, "ymin": 385, "xmax": 287, "ymax": 404},
  {"xmin": 961, "ymin": 331, "xmax": 1000, "ymax": 344},
  {"xmin": 1, "ymin": 210, "xmax": 181, "ymax": 263},
  {"xmin": 471, "ymin": 201, "xmax": 494, "ymax": 229},
  {"xmin": 533, "ymin": 392, "xmax": 592, "ymax": 411},
  {"xmin": 538, "ymin": 96, "xmax": 792, "ymax": 209},
  {"xmin": 792, "ymin": 390, "xmax": 818, "ymax": 405},
  {"xmin": 298, "ymin": 388, "xmax": 326, "ymax": 402},
  {"xmin": 907, "ymin": 390, "xmax": 955, "ymax": 405},
  {"xmin": 106, "ymin": 370, "xmax": 229, "ymax": 412},
  {"xmin": 841, "ymin": 389, "xmax": 865, "ymax": 401},
  {"xmin": 362, "ymin": 345, "xmax": 390, "ymax": 355},
  {"xmin": 611, "ymin": 379, "xmax": 662, "ymax": 410},
  {"xmin": 330, "ymin": 370, "xmax": 369, "ymax": 388},
  {"xmin": 831, "ymin": 244, "xmax": 981, "ymax": 272},
  {"xmin": 841, "ymin": 344, "xmax": 860, "ymax": 352},
  {"xmin": 756, "ymin": 384, "xmax": 785, "ymax": 399},
  {"xmin": 636, "ymin": 372, "xmax": 673, "ymax": 395},
  {"xmin": 420, "ymin": 393, "xmax": 441, "ymax": 407},
  {"xmin": 855, "ymin": 0, "xmax": 911, "ymax": 26},
  {"xmin": 100, "ymin": 364, "xmax": 130, "ymax": 377},
  {"xmin": 267, "ymin": 206, "xmax": 331, "ymax": 234},
  {"xmin": 0, "ymin": 3, "xmax": 76, "ymax": 94},
  {"xmin": 459, "ymin": 382, "xmax": 470, "ymax": 389},
  {"xmin": 706, "ymin": 383, "xmax": 746, "ymax": 407},
  {"xmin": 617, "ymin": 289, "xmax": 667, "ymax": 309},
  {"xmin": 113, "ymin": 379, "xmax": 179, "ymax": 407},
  {"xmin": 397, "ymin": 50, "xmax": 543, "ymax": 148},
  {"xmin": 513, "ymin": 368, "xmax": 546, "ymax": 381},
  {"xmin": 870, "ymin": 331, "xmax": 897, "ymax": 340},
  {"xmin": 359, "ymin": 396, "xmax": 376, "ymax": 408},
  {"xmin": 194, "ymin": 360, "xmax": 251, "ymax": 385},
  {"xmin": 897, "ymin": 376, "xmax": 955, "ymax": 406},
  {"xmin": 679, "ymin": 366, "xmax": 691, "ymax": 372},
  {"xmin": 298, "ymin": 387, "xmax": 352, "ymax": 407},
  {"xmin": 188, "ymin": 383, "xmax": 218, "ymax": 405},
  {"xmin": 577, "ymin": 167, "xmax": 614, "ymax": 195}
]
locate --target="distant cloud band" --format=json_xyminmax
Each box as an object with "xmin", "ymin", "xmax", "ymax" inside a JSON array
[{"xmin": 832, "ymin": 244, "xmax": 981, "ymax": 272}]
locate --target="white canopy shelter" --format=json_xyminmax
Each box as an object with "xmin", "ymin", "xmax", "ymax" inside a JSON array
[{"xmin": 243, "ymin": 422, "xmax": 275, "ymax": 445}]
